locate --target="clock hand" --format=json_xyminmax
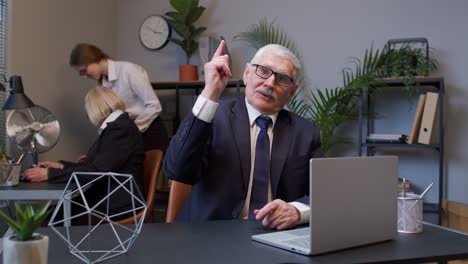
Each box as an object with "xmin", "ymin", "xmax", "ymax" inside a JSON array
[{"xmin": 145, "ymin": 25, "xmax": 157, "ymax": 34}]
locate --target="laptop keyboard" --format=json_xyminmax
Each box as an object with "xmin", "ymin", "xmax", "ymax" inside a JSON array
[{"xmin": 282, "ymin": 236, "xmax": 311, "ymax": 249}]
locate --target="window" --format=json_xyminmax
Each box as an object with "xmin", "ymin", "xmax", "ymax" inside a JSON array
[{"xmin": 0, "ymin": 0, "xmax": 7, "ymax": 147}]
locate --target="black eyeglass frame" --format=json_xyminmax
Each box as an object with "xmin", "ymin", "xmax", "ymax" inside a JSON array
[
  {"xmin": 251, "ymin": 64, "xmax": 294, "ymax": 87},
  {"xmin": 78, "ymin": 65, "xmax": 88, "ymax": 76}
]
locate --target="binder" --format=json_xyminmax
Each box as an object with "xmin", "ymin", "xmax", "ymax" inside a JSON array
[
  {"xmin": 408, "ymin": 94, "xmax": 426, "ymax": 144},
  {"xmin": 418, "ymin": 92, "xmax": 439, "ymax": 144}
]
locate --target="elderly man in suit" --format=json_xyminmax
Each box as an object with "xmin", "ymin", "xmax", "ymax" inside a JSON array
[{"xmin": 164, "ymin": 40, "xmax": 324, "ymax": 230}]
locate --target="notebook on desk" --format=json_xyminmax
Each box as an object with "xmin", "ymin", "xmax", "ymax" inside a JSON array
[{"xmin": 252, "ymin": 156, "xmax": 398, "ymax": 255}]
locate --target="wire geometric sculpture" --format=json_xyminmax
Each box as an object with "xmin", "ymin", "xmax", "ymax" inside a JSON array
[{"xmin": 48, "ymin": 172, "xmax": 147, "ymax": 264}]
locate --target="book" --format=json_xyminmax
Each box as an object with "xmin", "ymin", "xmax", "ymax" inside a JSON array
[
  {"xmin": 408, "ymin": 94, "xmax": 426, "ymax": 144},
  {"xmin": 367, "ymin": 138, "xmax": 407, "ymax": 144},
  {"xmin": 368, "ymin": 134, "xmax": 407, "ymax": 140},
  {"xmin": 367, "ymin": 134, "xmax": 407, "ymax": 144}
]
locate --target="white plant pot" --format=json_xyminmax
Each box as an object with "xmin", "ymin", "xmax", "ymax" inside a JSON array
[{"xmin": 3, "ymin": 233, "xmax": 49, "ymax": 264}]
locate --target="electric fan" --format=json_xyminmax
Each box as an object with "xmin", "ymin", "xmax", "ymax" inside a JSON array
[{"xmin": 5, "ymin": 105, "xmax": 60, "ymax": 164}]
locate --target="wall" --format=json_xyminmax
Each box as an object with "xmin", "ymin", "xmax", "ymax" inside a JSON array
[
  {"xmin": 116, "ymin": 0, "xmax": 468, "ymax": 204},
  {"xmin": 8, "ymin": 0, "xmax": 117, "ymax": 161}
]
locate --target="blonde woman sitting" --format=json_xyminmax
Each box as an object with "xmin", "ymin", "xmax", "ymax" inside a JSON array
[{"xmin": 23, "ymin": 86, "xmax": 144, "ymax": 224}]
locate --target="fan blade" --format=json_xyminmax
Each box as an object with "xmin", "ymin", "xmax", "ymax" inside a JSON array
[
  {"xmin": 34, "ymin": 120, "xmax": 60, "ymax": 151},
  {"xmin": 6, "ymin": 111, "xmax": 31, "ymax": 136},
  {"xmin": 6, "ymin": 111, "xmax": 35, "ymax": 150},
  {"xmin": 13, "ymin": 127, "xmax": 34, "ymax": 147}
]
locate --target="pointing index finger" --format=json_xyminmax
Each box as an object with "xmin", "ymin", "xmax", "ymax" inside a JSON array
[{"xmin": 212, "ymin": 40, "xmax": 225, "ymax": 58}]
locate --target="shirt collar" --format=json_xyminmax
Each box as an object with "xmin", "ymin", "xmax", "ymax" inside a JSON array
[
  {"xmin": 106, "ymin": 59, "xmax": 117, "ymax": 82},
  {"xmin": 99, "ymin": 110, "xmax": 124, "ymax": 134},
  {"xmin": 245, "ymin": 97, "xmax": 277, "ymax": 128}
]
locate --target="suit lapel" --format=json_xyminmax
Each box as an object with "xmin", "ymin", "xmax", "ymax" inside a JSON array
[
  {"xmin": 271, "ymin": 110, "xmax": 292, "ymax": 198},
  {"xmin": 231, "ymin": 99, "xmax": 252, "ymax": 192}
]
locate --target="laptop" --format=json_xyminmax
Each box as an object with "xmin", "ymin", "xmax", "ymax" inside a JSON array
[{"xmin": 251, "ymin": 156, "xmax": 398, "ymax": 255}]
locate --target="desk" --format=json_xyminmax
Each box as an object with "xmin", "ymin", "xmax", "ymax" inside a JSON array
[
  {"xmin": 0, "ymin": 182, "xmax": 71, "ymax": 226},
  {"xmin": 152, "ymin": 79, "xmax": 244, "ymax": 129},
  {"xmin": 9, "ymin": 220, "xmax": 468, "ymax": 264}
]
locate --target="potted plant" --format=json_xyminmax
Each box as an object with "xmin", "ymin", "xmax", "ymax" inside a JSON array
[
  {"xmin": 165, "ymin": 0, "xmax": 207, "ymax": 81},
  {"xmin": 0, "ymin": 201, "xmax": 51, "ymax": 264},
  {"xmin": 382, "ymin": 43, "xmax": 438, "ymax": 101}
]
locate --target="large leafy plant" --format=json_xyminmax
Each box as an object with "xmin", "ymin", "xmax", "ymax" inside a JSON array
[
  {"xmin": 165, "ymin": 0, "xmax": 207, "ymax": 64},
  {"xmin": 310, "ymin": 47, "xmax": 388, "ymax": 152},
  {"xmin": 0, "ymin": 201, "xmax": 51, "ymax": 241}
]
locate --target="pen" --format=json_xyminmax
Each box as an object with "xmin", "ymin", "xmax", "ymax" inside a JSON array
[
  {"xmin": 1, "ymin": 154, "xmax": 8, "ymax": 164},
  {"xmin": 402, "ymin": 178, "xmax": 406, "ymax": 198},
  {"xmin": 419, "ymin": 182, "xmax": 434, "ymax": 199},
  {"xmin": 16, "ymin": 153, "xmax": 25, "ymax": 164}
]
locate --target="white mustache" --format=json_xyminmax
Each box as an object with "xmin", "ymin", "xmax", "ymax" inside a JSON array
[{"xmin": 255, "ymin": 87, "xmax": 275, "ymax": 99}]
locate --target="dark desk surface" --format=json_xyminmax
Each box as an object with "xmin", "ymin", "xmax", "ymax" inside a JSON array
[
  {"xmin": 17, "ymin": 220, "xmax": 468, "ymax": 264},
  {"xmin": 0, "ymin": 182, "xmax": 69, "ymax": 199}
]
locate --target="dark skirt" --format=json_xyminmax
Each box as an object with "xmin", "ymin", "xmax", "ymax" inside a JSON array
[{"xmin": 142, "ymin": 117, "xmax": 169, "ymax": 151}]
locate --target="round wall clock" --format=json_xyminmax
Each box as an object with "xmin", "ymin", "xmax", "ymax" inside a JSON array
[{"xmin": 139, "ymin": 15, "xmax": 171, "ymax": 50}]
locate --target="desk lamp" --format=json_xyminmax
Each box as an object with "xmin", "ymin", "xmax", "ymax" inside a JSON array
[{"xmin": 0, "ymin": 75, "xmax": 35, "ymax": 110}]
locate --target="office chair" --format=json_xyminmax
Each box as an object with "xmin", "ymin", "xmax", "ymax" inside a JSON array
[
  {"xmin": 165, "ymin": 181, "xmax": 192, "ymax": 223},
  {"xmin": 116, "ymin": 149, "xmax": 163, "ymax": 224}
]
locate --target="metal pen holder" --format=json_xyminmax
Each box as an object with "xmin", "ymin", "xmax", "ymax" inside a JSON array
[
  {"xmin": 398, "ymin": 194, "xmax": 423, "ymax": 233},
  {"xmin": 0, "ymin": 164, "xmax": 21, "ymax": 186}
]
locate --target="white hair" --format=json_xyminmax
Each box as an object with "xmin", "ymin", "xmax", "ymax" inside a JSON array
[{"xmin": 250, "ymin": 44, "xmax": 301, "ymax": 80}]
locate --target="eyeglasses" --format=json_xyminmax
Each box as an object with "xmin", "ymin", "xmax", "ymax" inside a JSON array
[
  {"xmin": 78, "ymin": 65, "xmax": 88, "ymax": 76},
  {"xmin": 252, "ymin": 64, "xmax": 294, "ymax": 87}
]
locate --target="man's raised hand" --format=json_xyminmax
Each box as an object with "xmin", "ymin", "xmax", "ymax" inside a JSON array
[{"xmin": 201, "ymin": 40, "xmax": 231, "ymax": 101}]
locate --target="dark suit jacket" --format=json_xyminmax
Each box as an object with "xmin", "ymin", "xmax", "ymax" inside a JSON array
[
  {"xmin": 48, "ymin": 112, "xmax": 144, "ymax": 214},
  {"xmin": 164, "ymin": 97, "xmax": 324, "ymax": 222}
]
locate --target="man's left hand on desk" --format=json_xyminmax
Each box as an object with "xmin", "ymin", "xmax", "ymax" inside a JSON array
[{"xmin": 254, "ymin": 199, "xmax": 301, "ymax": 230}]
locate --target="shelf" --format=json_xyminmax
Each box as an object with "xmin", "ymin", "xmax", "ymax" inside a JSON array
[
  {"xmin": 363, "ymin": 143, "xmax": 441, "ymax": 150},
  {"xmin": 151, "ymin": 79, "xmax": 245, "ymax": 130},
  {"xmin": 358, "ymin": 76, "xmax": 444, "ymax": 225},
  {"xmin": 152, "ymin": 79, "xmax": 244, "ymax": 90},
  {"xmin": 374, "ymin": 76, "xmax": 444, "ymax": 90}
]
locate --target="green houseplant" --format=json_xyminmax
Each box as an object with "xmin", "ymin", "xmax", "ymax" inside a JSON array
[
  {"xmin": 165, "ymin": 0, "xmax": 207, "ymax": 80},
  {"xmin": 0, "ymin": 201, "xmax": 51, "ymax": 264},
  {"xmin": 382, "ymin": 44, "xmax": 438, "ymax": 101}
]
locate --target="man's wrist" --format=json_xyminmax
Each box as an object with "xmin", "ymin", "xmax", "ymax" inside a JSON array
[
  {"xmin": 289, "ymin": 201, "xmax": 310, "ymax": 224},
  {"xmin": 192, "ymin": 95, "xmax": 219, "ymax": 123},
  {"xmin": 200, "ymin": 87, "xmax": 221, "ymax": 102}
]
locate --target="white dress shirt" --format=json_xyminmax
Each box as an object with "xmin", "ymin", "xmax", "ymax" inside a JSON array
[
  {"xmin": 192, "ymin": 96, "xmax": 310, "ymax": 223},
  {"xmin": 102, "ymin": 59, "xmax": 162, "ymax": 132},
  {"xmin": 99, "ymin": 110, "xmax": 124, "ymax": 134}
]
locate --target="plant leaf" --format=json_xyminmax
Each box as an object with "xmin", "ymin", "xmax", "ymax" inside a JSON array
[
  {"xmin": 0, "ymin": 201, "xmax": 52, "ymax": 241},
  {"xmin": 0, "ymin": 210, "xmax": 22, "ymax": 234}
]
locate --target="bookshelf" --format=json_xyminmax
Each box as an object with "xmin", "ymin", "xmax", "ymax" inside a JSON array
[{"xmin": 357, "ymin": 76, "xmax": 444, "ymax": 225}]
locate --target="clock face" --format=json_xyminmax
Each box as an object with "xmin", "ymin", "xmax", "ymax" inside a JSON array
[{"xmin": 139, "ymin": 15, "xmax": 171, "ymax": 50}]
